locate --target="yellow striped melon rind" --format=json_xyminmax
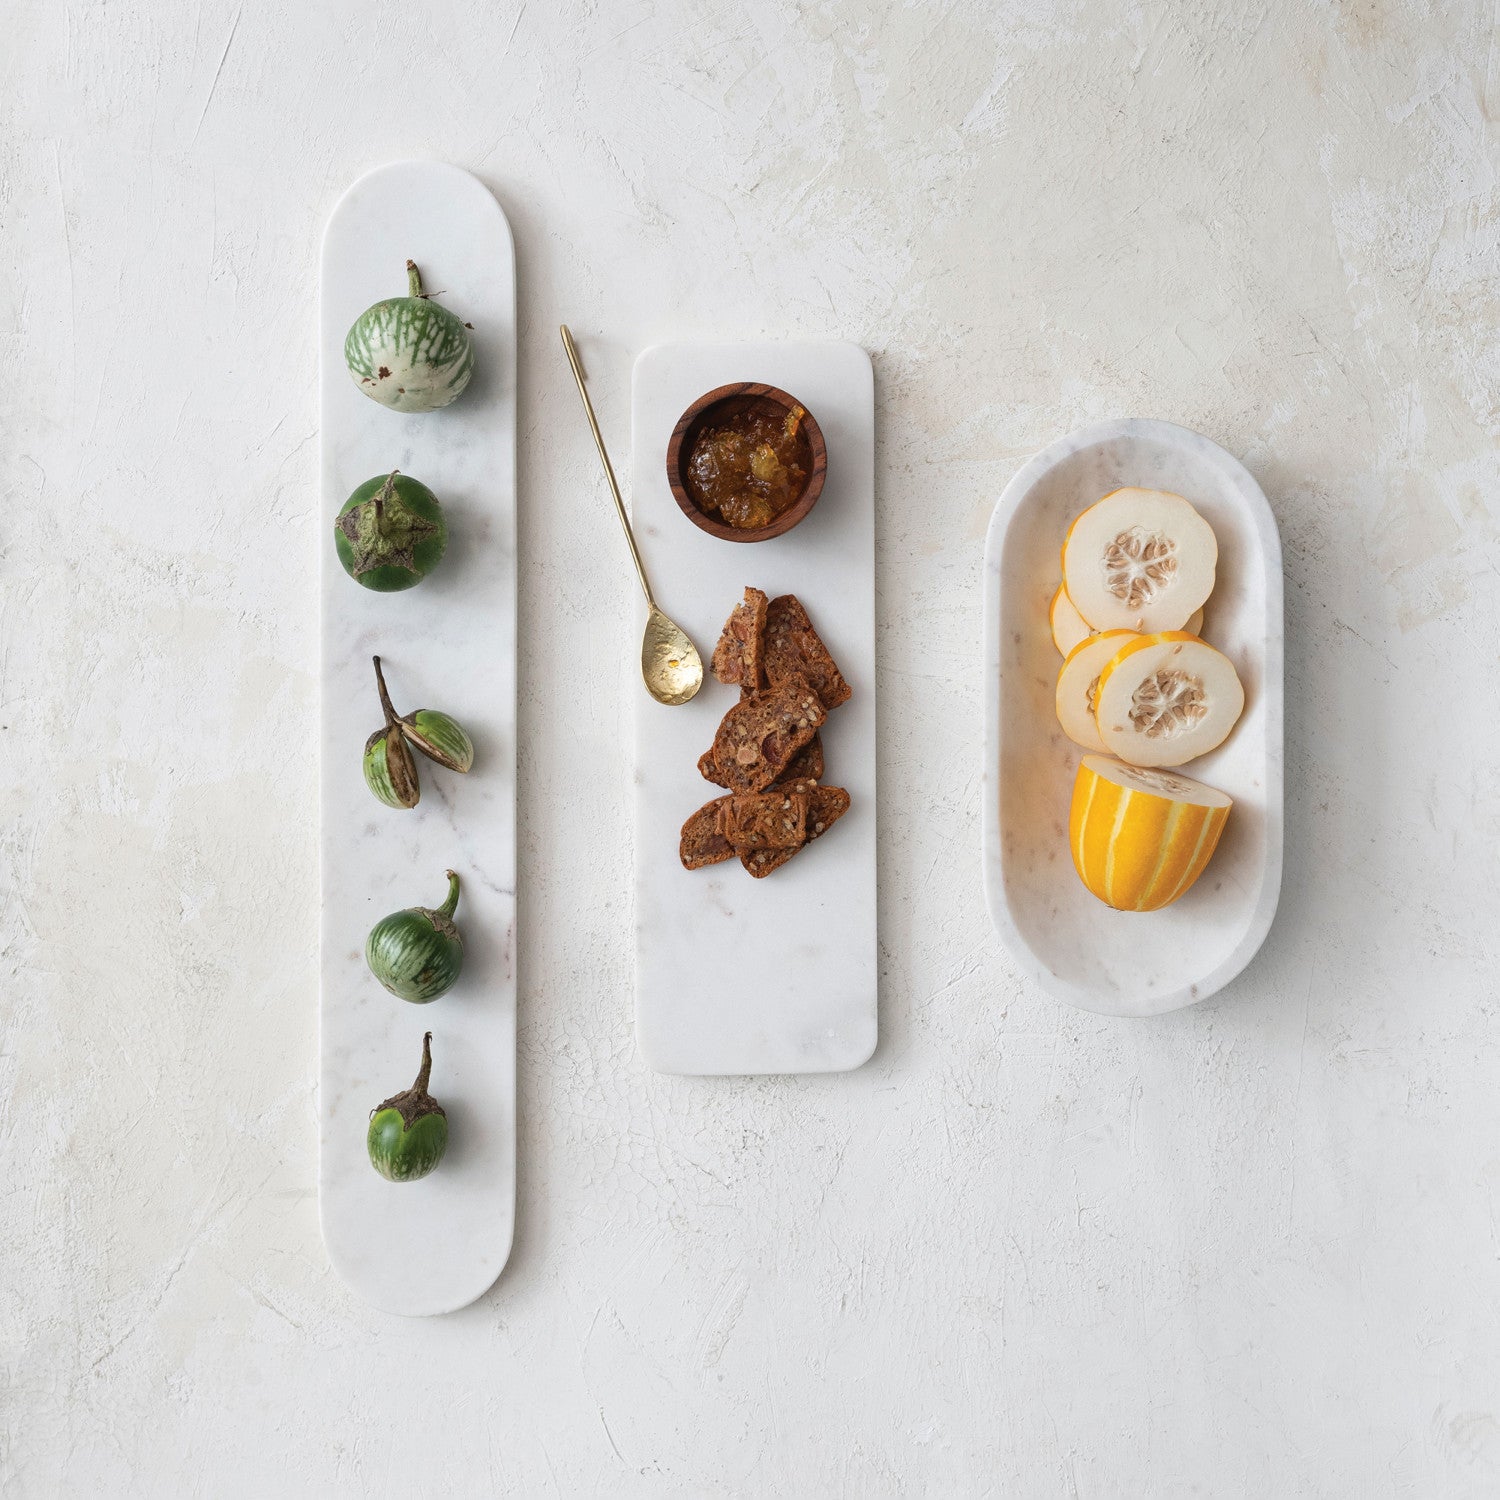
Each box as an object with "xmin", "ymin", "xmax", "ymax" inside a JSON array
[{"xmin": 1069, "ymin": 755, "xmax": 1232, "ymax": 911}]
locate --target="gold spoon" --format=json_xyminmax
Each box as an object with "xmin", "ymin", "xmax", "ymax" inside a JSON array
[{"xmin": 561, "ymin": 325, "xmax": 703, "ymax": 706}]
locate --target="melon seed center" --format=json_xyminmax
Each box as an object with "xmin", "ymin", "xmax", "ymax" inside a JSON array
[
  {"xmin": 1103, "ymin": 526, "xmax": 1178, "ymax": 608},
  {"xmin": 1129, "ymin": 669, "xmax": 1207, "ymax": 738},
  {"xmin": 1130, "ymin": 767, "xmax": 1199, "ymax": 796}
]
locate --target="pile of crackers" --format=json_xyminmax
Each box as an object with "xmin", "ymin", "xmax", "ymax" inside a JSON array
[{"xmin": 680, "ymin": 588, "xmax": 852, "ymax": 878}]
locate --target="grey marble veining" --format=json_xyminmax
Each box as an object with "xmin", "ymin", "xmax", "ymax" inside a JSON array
[
  {"xmin": 631, "ymin": 343, "xmax": 878, "ymax": 1075},
  {"xmin": 319, "ymin": 164, "xmax": 516, "ymax": 1313},
  {"xmin": 981, "ymin": 419, "xmax": 1284, "ymax": 1016}
]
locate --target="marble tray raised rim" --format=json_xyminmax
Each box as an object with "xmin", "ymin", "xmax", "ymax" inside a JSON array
[{"xmin": 981, "ymin": 417, "xmax": 1284, "ymax": 1017}]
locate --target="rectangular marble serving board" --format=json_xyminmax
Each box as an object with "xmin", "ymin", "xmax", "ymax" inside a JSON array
[
  {"xmin": 320, "ymin": 161, "xmax": 516, "ymax": 1314},
  {"xmin": 629, "ymin": 341, "xmax": 878, "ymax": 1076},
  {"xmin": 982, "ymin": 418, "xmax": 1283, "ymax": 1017}
]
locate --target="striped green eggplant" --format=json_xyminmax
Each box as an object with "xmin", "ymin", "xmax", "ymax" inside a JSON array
[
  {"xmin": 401, "ymin": 709, "xmax": 474, "ymax": 774},
  {"xmin": 367, "ymin": 1032, "xmax": 449, "ymax": 1182},
  {"xmin": 335, "ymin": 471, "xmax": 448, "ymax": 592},
  {"xmin": 362, "ymin": 657, "xmax": 474, "ymax": 810},
  {"xmin": 365, "ymin": 870, "xmax": 464, "ymax": 1003},
  {"xmin": 344, "ymin": 260, "xmax": 474, "ymax": 413}
]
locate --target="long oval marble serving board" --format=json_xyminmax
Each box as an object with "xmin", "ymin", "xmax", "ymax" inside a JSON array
[
  {"xmin": 982, "ymin": 419, "xmax": 1283, "ymax": 1017},
  {"xmin": 630, "ymin": 342, "xmax": 877, "ymax": 1075},
  {"xmin": 319, "ymin": 162, "xmax": 516, "ymax": 1313}
]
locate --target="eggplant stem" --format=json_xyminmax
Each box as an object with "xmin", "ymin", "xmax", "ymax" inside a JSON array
[
  {"xmin": 406, "ymin": 260, "xmax": 423, "ymax": 298},
  {"xmin": 414, "ymin": 1031, "xmax": 433, "ymax": 1094},
  {"xmin": 373, "ymin": 656, "xmax": 400, "ymax": 727},
  {"xmin": 438, "ymin": 869, "xmax": 461, "ymax": 920},
  {"xmin": 371, "ymin": 470, "xmax": 399, "ymax": 532}
]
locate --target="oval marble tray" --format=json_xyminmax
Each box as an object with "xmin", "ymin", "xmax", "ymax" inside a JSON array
[
  {"xmin": 982, "ymin": 419, "xmax": 1283, "ymax": 1017},
  {"xmin": 319, "ymin": 162, "xmax": 516, "ymax": 1313}
]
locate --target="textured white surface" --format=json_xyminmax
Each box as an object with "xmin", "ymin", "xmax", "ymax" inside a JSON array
[
  {"xmin": 632, "ymin": 341, "xmax": 876, "ymax": 1075},
  {"xmin": 320, "ymin": 162, "xmax": 515, "ymax": 1313},
  {"xmin": 984, "ymin": 419, "xmax": 1283, "ymax": 1016},
  {"xmin": 6, "ymin": 1, "xmax": 1500, "ymax": 1495}
]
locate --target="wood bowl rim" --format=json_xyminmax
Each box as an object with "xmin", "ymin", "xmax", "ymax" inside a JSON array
[{"xmin": 665, "ymin": 382, "xmax": 827, "ymax": 543}]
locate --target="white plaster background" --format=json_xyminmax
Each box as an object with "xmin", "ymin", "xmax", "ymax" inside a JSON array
[{"xmin": 4, "ymin": 1, "xmax": 1500, "ymax": 1494}]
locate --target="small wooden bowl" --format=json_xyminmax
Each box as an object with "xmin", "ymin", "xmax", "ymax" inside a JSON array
[{"xmin": 666, "ymin": 383, "xmax": 827, "ymax": 543}]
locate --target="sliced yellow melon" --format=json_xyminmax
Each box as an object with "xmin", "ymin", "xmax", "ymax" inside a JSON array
[
  {"xmin": 1184, "ymin": 605, "xmax": 1204, "ymax": 637},
  {"xmin": 1062, "ymin": 489, "xmax": 1217, "ymax": 633},
  {"xmin": 1055, "ymin": 630, "xmax": 1139, "ymax": 751},
  {"xmin": 1094, "ymin": 632, "xmax": 1244, "ymax": 768},
  {"xmin": 1069, "ymin": 755, "xmax": 1232, "ymax": 911},
  {"xmin": 1049, "ymin": 586, "xmax": 1092, "ymax": 656}
]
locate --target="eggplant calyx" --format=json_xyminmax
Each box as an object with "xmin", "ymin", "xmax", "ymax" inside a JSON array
[
  {"xmin": 413, "ymin": 870, "xmax": 462, "ymax": 940},
  {"xmin": 337, "ymin": 473, "xmax": 439, "ymax": 577},
  {"xmin": 373, "ymin": 1032, "xmax": 447, "ymax": 1129}
]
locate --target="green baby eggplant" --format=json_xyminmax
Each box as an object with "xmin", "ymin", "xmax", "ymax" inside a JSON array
[
  {"xmin": 364, "ymin": 657, "xmax": 421, "ymax": 809},
  {"xmin": 344, "ymin": 260, "xmax": 474, "ymax": 414},
  {"xmin": 367, "ymin": 1032, "xmax": 449, "ymax": 1182},
  {"xmin": 366, "ymin": 869, "xmax": 464, "ymax": 1002},
  {"xmin": 362, "ymin": 657, "xmax": 474, "ymax": 810},
  {"xmin": 334, "ymin": 471, "xmax": 448, "ymax": 592}
]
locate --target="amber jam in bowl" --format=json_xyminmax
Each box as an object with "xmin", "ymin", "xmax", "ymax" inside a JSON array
[{"xmin": 666, "ymin": 383, "xmax": 827, "ymax": 543}]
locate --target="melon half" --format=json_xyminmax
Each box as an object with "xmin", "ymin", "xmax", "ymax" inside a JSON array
[
  {"xmin": 1069, "ymin": 755, "xmax": 1232, "ymax": 911},
  {"xmin": 1062, "ymin": 489, "xmax": 1217, "ymax": 633},
  {"xmin": 1056, "ymin": 631, "xmax": 1139, "ymax": 751},
  {"xmin": 1093, "ymin": 632, "xmax": 1244, "ymax": 768}
]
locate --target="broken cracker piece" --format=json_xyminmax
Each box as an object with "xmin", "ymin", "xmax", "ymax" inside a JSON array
[
  {"xmin": 764, "ymin": 594, "xmax": 851, "ymax": 710},
  {"xmin": 805, "ymin": 784, "xmax": 851, "ymax": 841},
  {"xmin": 697, "ymin": 748, "xmax": 724, "ymax": 786},
  {"xmin": 709, "ymin": 675, "xmax": 827, "ymax": 794},
  {"xmin": 719, "ymin": 788, "xmax": 809, "ymax": 850},
  {"xmin": 700, "ymin": 731, "xmax": 822, "ymax": 789},
  {"xmin": 781, "ymin": 733, "xmax": 823, "ymax": 785},
  {"xmin": 679, "ymin": 796, "xmax": 735, "ymax": 870},
  {"xmin": 710, "ymin": 586, "xmax": 768, "ymax": 691},
  {"xmin": 741, "ymin": 845, "xmax": 799, "ymax": 878},
  {"xmin": 738, "ymin": 784, "xmax": 851, "ymax": 877}
]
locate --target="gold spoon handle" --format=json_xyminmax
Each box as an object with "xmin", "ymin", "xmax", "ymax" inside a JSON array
[{"xmin": 560, "ymin": 325, "xmax": 656, "ymax": 610}]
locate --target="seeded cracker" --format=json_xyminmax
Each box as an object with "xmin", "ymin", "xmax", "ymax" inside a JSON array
[
  {"xmin": 709, "ymin": 675, "xmax": 827, "ymax": 794},
  {"xmin": 763, "ymin": 594, "xmax": 851, "ymax": 709},
  {"xmin": 718, "ymin": 789, "xmax": 809, "ymax": 850},
  {"xmin": 699, "ymin": 732, "xmax": 822, "ymax": 789},
  {"xmin": 679, "ymin": 797, "xmax": 735, "ymax": 869},
  {"xmin": 710, "ymin": 587, "xmax": 769, "ymax": 691},
  {"xmin": 739, "ymin": 784, "xmax": 852, "ymax": 877}
]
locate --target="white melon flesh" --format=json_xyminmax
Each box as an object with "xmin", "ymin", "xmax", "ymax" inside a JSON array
[
  {"xmin": 1049, "ymin": 586, "xmax": 1093, "ymax": 656},
  {"xmin": 1082, "ymin": 756, "xmax": 1233, "ymax": 809},
  {"xmin": 1056, "ymin": 630, "xmax": 1139, "ymax": 752},
  {"xmin": 1093, "ymin": 632, "xmax": 1244, "ymax": 768},
  {"xmin": 1062, "ymin": 489, "xmax": 1217, "ymax": 633}
]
